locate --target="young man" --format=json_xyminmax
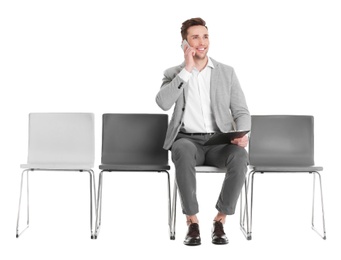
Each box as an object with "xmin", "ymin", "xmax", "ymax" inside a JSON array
[{"xmin": 156, "ymin": 18, "xmax": 251, "ymax": 246}]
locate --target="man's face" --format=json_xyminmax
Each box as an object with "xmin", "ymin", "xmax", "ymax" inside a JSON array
[{"xmin": 186, "ymin": 25, "xmax": 210, "ymax": 60}]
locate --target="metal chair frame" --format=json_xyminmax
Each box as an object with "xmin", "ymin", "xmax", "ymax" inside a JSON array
[
  {"xmin": 240, "ymin": 169, "xmax": 326, "ymax": 240},
  {"xmin": 16, "ymin": 168, "xmax": 96, "ymax": 238},
  {"xmin": 170, "ymin": 166, "xmax": 250, "ymax": 240},
  {"xmin": 94, "ymin": 169, "xmax": 171, "ymax": 239}
]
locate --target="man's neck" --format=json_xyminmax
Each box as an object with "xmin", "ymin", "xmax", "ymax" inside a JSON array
[{"xmin": 194, "ymin": 56, "xmax": 208, "ymax": 72}]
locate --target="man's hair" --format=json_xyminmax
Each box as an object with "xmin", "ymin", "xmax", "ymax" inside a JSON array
[{"xmin": 181, "ymin": 17, "xmax": 207, "ymax": 41}]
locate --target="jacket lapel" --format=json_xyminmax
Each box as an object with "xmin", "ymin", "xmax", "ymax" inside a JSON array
[{"xmin": 210, "ymin": 59, "xmax": 220, "ymax": 109}]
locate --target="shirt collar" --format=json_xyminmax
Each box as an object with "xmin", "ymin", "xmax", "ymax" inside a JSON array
[
  {"xmin": 181, "ymin": 56, "xmax": 215, "ymax": 70},
  {"xmin": 207, "ymin": 57, "xmax": 215, "ymax": 69},
  {"xmin": 192, "ymin": 57, "xmax": 215, "ymax": 73}
]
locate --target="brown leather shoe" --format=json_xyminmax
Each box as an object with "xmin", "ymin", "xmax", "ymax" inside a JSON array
[
  {"xmin": 184, "ymin": 223, "xmax": 201, "ymax": 246},
  {"xmin": 212, "ymin": 220, "xmax": 228, "ymax": 245}
]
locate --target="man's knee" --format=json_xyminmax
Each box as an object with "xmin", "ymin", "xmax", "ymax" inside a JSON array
[
  {"xmin": 171, "ymin": 138, "xmax": 197, "ymax": 161},
  {"xmin": 226, "ymin": 146, "xmax": 248, "ymax": 167}
]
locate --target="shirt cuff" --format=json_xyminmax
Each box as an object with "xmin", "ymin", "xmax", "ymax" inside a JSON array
[{"xmin": 178, "ymin": 68, "xmax": 192, "ymax": 82}]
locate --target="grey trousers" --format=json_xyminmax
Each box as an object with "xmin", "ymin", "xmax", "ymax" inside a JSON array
[{"xmin": 171, "ymin": 133, "xmax": 248, "ymax": 216}]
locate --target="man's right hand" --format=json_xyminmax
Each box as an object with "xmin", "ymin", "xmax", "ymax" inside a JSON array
[{"xmin": 184, "ymin": 44, "xmax": 195, "ymax": 73}]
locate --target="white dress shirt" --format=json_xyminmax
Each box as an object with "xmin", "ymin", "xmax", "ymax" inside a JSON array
[{"xmin": 178, "ymin": 57, "xmax": 219, "ymax": 133}]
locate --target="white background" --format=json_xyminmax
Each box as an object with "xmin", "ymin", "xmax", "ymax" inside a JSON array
[{"xmin": 1, "ymin": 0, "xmax": 340, "ymax": 259}]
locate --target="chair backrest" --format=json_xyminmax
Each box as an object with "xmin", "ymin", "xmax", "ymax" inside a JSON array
[
  {"xmin": 27, "ymin": 113, "xmax": 95, "ymax": 166},
  {"xmin": 101, "ymin": 114, "xmax": 168, "ymax": 166},
  {"xmin": 249, "ymin": 115, "xmax": 314, "ymax": 167}
]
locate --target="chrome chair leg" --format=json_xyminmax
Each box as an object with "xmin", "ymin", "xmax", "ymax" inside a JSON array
[
  {"xmin": 88, "ymin": 170, "xmax": 97, "ymax": 239},
  {"xmin": 311, "ymin": 171, "xmax": 326, "ymax": 239},
  {"xmin": 16, "ymin": 169, "xmax": 30, "ymax": 238},
  {"xmin": 170, "ymin": 180, "xmax": 177, "ymax": 240},
  {"xmin": 249, "ymin": 171, "xmax": 257, "ymax": 239},
  {"xmin": 163, "ymin": 170, "xmax": 172, "ymax": 240},
  {"xmin": 240, "ymin": 177, "xmax": 251, "ymax": 240},
  {"xmin": 241, "ymin": 170, "xmax": 256, "ymax": 240},
  {"xmin": 94, "ymin": 171, "xmax": 104, "ymax": 239}
]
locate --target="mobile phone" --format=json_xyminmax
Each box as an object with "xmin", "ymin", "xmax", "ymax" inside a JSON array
[{"xmin": 181, "ymin": 40, "xmax": 190, "ymax": 50}]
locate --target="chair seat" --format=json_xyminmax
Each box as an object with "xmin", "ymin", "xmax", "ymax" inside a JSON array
[
  {"xmin": 195, "ymin": 166, "xmax": 226, "ymax": 173},
  {"xmin": 99, "ymin": 164, "xmax": 170, "ymax": 171},
  {"xmin": 20, "ymin": 163, "xmax": 94, "ymax": 170},
  {"xmin": 249, "ymin": 165, "xmax": 323, "ymax": 172}
]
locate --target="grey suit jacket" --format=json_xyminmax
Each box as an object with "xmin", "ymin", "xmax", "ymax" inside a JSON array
[{"xmin": 156, "ymin": 58, "xmax": 251, "ymax": 150}]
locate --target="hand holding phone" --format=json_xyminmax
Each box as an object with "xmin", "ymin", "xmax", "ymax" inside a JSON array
[
  {"xmin": 181, "ymin": 39, "xmax": 195, "ymax": 72},
  {"xmin": 181, "ymin": 40, "xmax": 190, "ymax": 51}
]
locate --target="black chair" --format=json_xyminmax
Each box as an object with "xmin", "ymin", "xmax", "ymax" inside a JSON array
[
  {"xmin": 94, "ymin": 113, "xmax": 171, "ymax": 239},
  {"xmin": 240, "ymin": 115, "xmax": 326, "ymax": 240}
]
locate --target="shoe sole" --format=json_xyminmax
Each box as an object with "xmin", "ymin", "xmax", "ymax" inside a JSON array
[
  {"xmin": 212, "ymin": 235, "xmax": 229, "ymax": 245},
  {"xmin": 212, "ymin": 240, "xmax": 229, "ymax": 245},
  {"xmin": 184, "ymin": 239, "xmax": 201, "ymax": 246},
  {"xmin": 184, "ymin": 243, "xmax": 201, "ymax": 246}
]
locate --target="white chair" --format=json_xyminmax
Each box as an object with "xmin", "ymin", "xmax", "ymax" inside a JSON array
[
  {"xmin": 170, "ymin": 166, "xmax": 249, "ymax": 240},
  {"xmin": 16, "ymin": 113, "xmax": 97, "ymax": 238}
]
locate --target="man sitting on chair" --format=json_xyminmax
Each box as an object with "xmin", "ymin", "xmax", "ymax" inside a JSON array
[{"xmin": 156, "ymin": 17, "xmax": 251, "ymax": 246}]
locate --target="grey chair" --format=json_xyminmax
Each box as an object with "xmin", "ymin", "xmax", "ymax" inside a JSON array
[
  {"xmin": 240, "ymin": 115, "xmax": 326, "ymax": 240},
  {"xmin": 94, "ymin": 113, "xmax": 171, "ymax": 239},
  {"xmin": 170, "ymin": 166, "xmax": 250, "ymax": 240},
  {"xmin": 16, "ymin": 113, "xmax": 96, "ymax": 238}
]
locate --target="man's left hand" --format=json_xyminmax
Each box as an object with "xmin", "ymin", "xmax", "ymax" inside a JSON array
[{"xmin": 231, "ymin": 135, "xmax": 249, "ymax": 148}]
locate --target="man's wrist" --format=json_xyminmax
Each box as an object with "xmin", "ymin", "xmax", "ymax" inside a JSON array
[
  {"xmin": 179, "ymin": 68, "xmax": 192, "ymax": 82},
  {"xmin": 185, "ymin": 65, "xmax": 194, "ymax": 73}
]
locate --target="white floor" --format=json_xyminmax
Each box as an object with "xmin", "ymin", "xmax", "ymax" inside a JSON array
[{"xmin": 1, "ymin": 1, "xmax": 340, "ymax": 259}]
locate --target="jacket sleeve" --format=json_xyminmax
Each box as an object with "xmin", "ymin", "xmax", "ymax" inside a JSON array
[
  {"xmin": 155, "ymin": 67, "xmax": 187, "ymax": 111},
  {"xmin": 229, "ymin": 68, "xmax": 251, "ymax": 131}
]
